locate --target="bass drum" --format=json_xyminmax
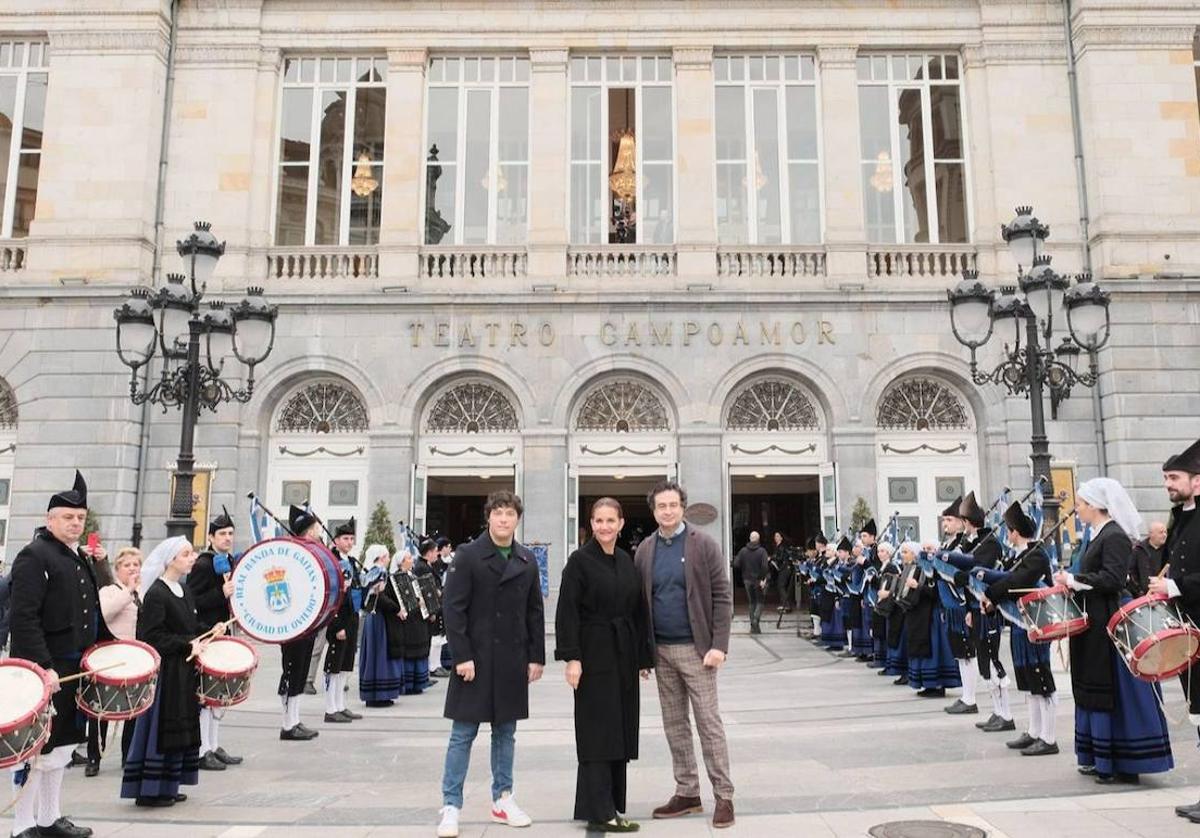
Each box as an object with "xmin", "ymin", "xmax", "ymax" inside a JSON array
[{"xmin": 230, "ymin": 537, "xmax": 344, "ymax": 644}]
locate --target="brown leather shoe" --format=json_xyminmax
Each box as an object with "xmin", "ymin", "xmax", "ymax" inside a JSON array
[
  {"xmin": 713, "ymin": 797, "xmax": 735, "ymax": 829},
  {"xmin": 651, "ymin": 795, "xmax": 703, "ymax": 819}
]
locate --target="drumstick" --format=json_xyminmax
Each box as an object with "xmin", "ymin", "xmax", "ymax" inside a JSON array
[
  {"xmin": 56, "ymin": 662, "xmax": 127, "ymax": 684},
  {"xmin": 186, "ymin": 619, "xmax": 235, "ymax": 660},
  {"xmin": 1156, "ymin": 563, "xmax": 1170, "ymax": 579}
]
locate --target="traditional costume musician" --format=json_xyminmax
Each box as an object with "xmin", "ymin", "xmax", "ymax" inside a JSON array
[
  {"xmin": 1055, "ymin": 477, "xmax": 1173, "ymax": 784},
  {"xmin": 7, "ymin": 471, "xmax": 112, "ymax": 838},
  {"xmin": 278, "ymin": 505, "xmax": 322, "ymax": 741},
  {"xmin": 818, "ymin": 539, "xmax": 850, "ymax": 651},
  {"xmin": 847, "ymin": 522, "xmax": 876, "ymax": 661},
  {"xmin": 322, "ymin": 518, "xmax": 363, "ymax": 724},
  {"xmin": 357, "ymin": 543, "xmax": 403, "ymax": 706},
  {"xmin": 187, "ymin": 506, "xmax": 242, "ymax": 770},
  {"xmin": 937, "ymin": 497, "xmax": 978, "ymax": 717},
  {"xmin": 981, "ymin": 501, "xmax": 1059, "ymax": 756},
  {"xmin": 381, "ymin": 550, "xmax": 435, "ymax": 695},
  {"xmin": 899, "ymin": 542, "xmax": 960, "ymax": 698}
]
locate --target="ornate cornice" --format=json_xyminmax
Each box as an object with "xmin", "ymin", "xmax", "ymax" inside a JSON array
[
  {"xmin": 1073, "ymin": 23, "xmax": 1195, "ymax": 52},
  {"xmin": 815, "ymin": 44, "xmax": 858, "ymax": 69},
  {"xmin": 962, "ymin": 40, "xmax": 1066, "ymax": 67},
  {"xmin": 673, "ymin": 45, "xmax": 713, "ymax": 69},
  {"xmin": 48, "ymin": 28, "xmax": 169, "ymax": 60},
  {"xmin": 175, "ymin": 43, "xmax": 264, "ymax": 68},
  {"xmin": 386, "ymin": 47, "xmax": 428, "ymax": 68}
]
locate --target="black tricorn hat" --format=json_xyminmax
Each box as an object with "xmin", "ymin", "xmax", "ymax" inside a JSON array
[
  {"xmin": 1003, "ymin": 500, "xmax": 1037, "ymax": 540},
  {"xmin": 1164, "ymin": 438, "xmax": 1200, "ymax": 476},
  {"xmin": 208, "ymin": 505, "xmax": 234, "ymax": 536},
  {"xmin": 815, "ymin": 532, "xmax": 828, "ymax": 547},
  {"xmin": 836, "ymin": 535, "xmax": 853, "ymax": 552},
  {"xmin": 334, "ymin": 516, "xmax": 357, "ymax": 538},
  {"xmin": 861, "ymin": 518, "xmax": 877, "ymax": 537},
  {"xmin": 804, "ymin": 536, "xmax": 817, "ymax": 551},
  {"xmin": 958, "ymin": 491, "xmax": 986, "ymax": 528},
  {"xmin": 941, "ymin": 495, "xmax": 963, "ymax": 519},
  {"xmin": 289, "ymin": 504, "xmax": 319, "ymax": 536},
  {"xmin": 48, "ymin": 470, "xmax": 87, "ymax": 511}
]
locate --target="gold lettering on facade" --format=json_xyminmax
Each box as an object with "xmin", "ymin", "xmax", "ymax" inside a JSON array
[
  {"xmin": 733, "ymin": 321, "xmax": 749, "ymax": 345},
  {"xmin": 600, "ymin": 322, "xmax": 618, "ymax": 346},
  {"xmin": 408, "ymin": 321, "xmax": 424, "ymax": 347},
  {"xmin": 625, "ymin": 322, "xmax": 642, "ymax": 346},
  {"xmin": 760, "ymin": 322, "xmax": 781, "ymax": 346},
  {"xmin": 650, "ymin": 322, "xmax": 672, "ymax": 346},
  {"xmin": 434, "ymin": 321, "xmax": 451, "ymax": 347},
  {"xmin": 818, "ymin": 320, "xmax": 835, "ymax": 344},
  {"xmin": 510, "ymin": 322, "xmax": 528, "ymax": 347},
  {"xmin": 791, "ymin": 322, "xmax": 806, "ymax": 345}
]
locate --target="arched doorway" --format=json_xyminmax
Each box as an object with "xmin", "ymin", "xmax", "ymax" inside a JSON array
[
  {"xmin": 266, "ymin": 377, "xmax": 370, "ymax": 551},
  {"xmin": 0, "ymin": 378, "xmax": 16, "ymax": 561},
  {"xmin": 413, "ymin": 377, "xmax": 522, "ymax": 547},
  {"xmin": 874, "ymin": 374, "xmax": 979, "ymax": 543},
  {"xmin": 567, "ymin": 375, "xmax": 676, "ymax": 556}
]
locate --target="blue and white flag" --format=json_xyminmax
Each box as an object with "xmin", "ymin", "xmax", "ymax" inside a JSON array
[
  {"xmin": 248, "ymin": 497, "xmax": 279, "ymax": 543},
  {"xmin": 1028, "ymin": 480, "xmax": 1045, "ymax": 540}
]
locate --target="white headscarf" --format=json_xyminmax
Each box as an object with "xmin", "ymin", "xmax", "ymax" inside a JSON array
[
  {"xmin": 900, "ymin": 541, "xmax": 922, "ymax": 562},
  {"xmin": 389, "ymin": 549, "xmax": 412, "ymax": 575},
  {"xmin": 1078, "ymin": 477, "xmax": 1143, "ymax": 540},
  {"xmin": 876, "ymin": 542, "xmax": 896, "ymax": 558},
  {"xmin": 363, "ymin": 544, "xmax": 390, "ymax": 566},
  {"xmin": 139, "ymin": 536, "xmax": 190, "ymax": 596}
]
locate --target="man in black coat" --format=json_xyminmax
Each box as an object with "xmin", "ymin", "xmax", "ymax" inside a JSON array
[
  {"xmin": 187, "ymin": 505, "xmax": 243, "ymax": 771},
  {"xmin": 732, "ymin": 533, "xmax": 768, "ymax": 633},
  {"xmin": 437, "ymin": 491, "xmax": 544, "ymax": 837},
  {"xmin": 1149, "ymin": 439, "xmax": 1200, "ymax": 821},
  {"xmin": 8, "ymin": 470, "xmax": 112, "ymax": 838}
]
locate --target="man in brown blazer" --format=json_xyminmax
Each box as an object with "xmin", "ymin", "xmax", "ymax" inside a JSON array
[{"xmin": 634, "ymin": 480, "xmax": 735, "ymax": 829}]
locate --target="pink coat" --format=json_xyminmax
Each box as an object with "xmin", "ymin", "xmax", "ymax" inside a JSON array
[{"xmin": 99, "ymin": 584, "xmax": 139, "ymax": 640}]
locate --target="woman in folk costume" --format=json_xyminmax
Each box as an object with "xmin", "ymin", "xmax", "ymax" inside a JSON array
[
  {"xmin": 121, "ymin": 536, "xmax": 218, "ymax": 807},
  {"xmin": 358, "ymin": 543, "xmax": 404, "ymax": 706},
  {"xmin": 818, "ymin": 539, "xmax": 848, "ymax": 651},
  {"xmin": 900, "ymin": 541, "xmax": 961, "ymax": 698},
  {"xmin": 981, "ymin": 501, "xmax": 1059, "ymax": 757},
  {"xmin": 872, "ymin": 542, "xmax": 907, "ymax": 682},
  {"xmin": 1054, "ymin": 477, "xmax": 1173, "ymax": 784},
  {"xmin": 378, "ymin": 549, "xmax": 435, "ymax": 695}
]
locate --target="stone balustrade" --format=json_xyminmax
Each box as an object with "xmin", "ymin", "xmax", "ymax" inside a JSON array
[
  {"xmin": 0, "ymin": 242, "xmax": 26, "ymax": 272},
  {"xmin": 716, "ymin": 246, "xmax": 827, "ymax": 278},
  {"xmin": 418, "ymin": 246, "xmax": 528, "ymax": 279},
  {"xmin": 566, "ymin": 246, "xmax": 676, "ymax": 278},
  {"xmin": 266, "ymin": 247, "xmax": 379, "ymax": 280},
  {"xmin": 866, "ymin": 245, "xmax": 977, "ymax": 279}
]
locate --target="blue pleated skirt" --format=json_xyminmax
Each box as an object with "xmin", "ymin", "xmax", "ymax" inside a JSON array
[
  {"xmin": 358, "ymin": 612, "xmax": 403, "ymax": 702},
  {"xmin": 820, "ymin": 602, "xmax": 845, "ymax": 650},
  {"xmin": 1010, "ymin": 625, "xmax": 1056, "ymax": 696},
  {"xmin": 1075, "ymin": 646, "xmax": 1173, "ymax": 776},
  {"xmin": 120, "ymin": 689, "xmax": 199, "ymax": 800},
  {"xmin": 401, "ymin": 657, "xmax": 431, "ymax": 695},
  {"xmin": 908, "ymin": 611, "xmax": 963, "ymax": 690},
  {"xmin": 851, "ymin": 602, "xmax": 873, "ymax": 656},
  {"xmin": 886, "ymin": 628, "xmax": 908, "ymax": 676}
]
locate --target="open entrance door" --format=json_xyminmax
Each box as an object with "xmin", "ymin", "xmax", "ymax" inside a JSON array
[
  {"xmin": 728, "ymin": 472, "xmax": 820, "ymax": 610},
  {"xmin": 818, "ymin": 461, "xmax": 839, "ymax": 539},
  {"xmin": 577, "ymin": 474, "xmax": 662, "ymax": 555},
  {"xmin": 419, "ymin": 469, "xmax": 516, "ymax": 548}
]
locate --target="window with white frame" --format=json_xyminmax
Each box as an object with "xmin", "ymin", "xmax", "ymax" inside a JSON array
[
  {"xmin": 275, "ymin": 56, "xmax": 386, "ymax": 247},
  {"xmin": 423, "ymin": 56, "xmax": 530, "ymax": 246},
  {"xmin": 857, "ymin": 53, "xmax": 968, "ymax": 245},
  {"xmin": 569, "ymin": 55, "xmax": 674, "ymax": 245},
  {"xmin": 713, "ymin": 54, "xmax": 821, "ymax": 245},
  {"xmin": 0, "ymin": 41, "xmax": 48, "ymax": 239}
]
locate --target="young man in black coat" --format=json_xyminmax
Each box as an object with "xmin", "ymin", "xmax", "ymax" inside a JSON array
[
  {"xmin": 437, "ymin": 491, "xmax": 544, "ymax": 838},
  {"xmin": 187, "ymin": 506, "xmax": 243, "ymax": 771},
  {"xmin": 8, "ymin": 471, "xmax": 112, "ymax": 838}
]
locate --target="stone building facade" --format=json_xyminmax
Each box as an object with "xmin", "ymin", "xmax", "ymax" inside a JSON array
[{"xmin": 0, "ymin": 0, "xmax": 1197, "ymax": 579}]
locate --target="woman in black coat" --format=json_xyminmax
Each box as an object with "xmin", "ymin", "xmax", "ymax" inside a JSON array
[
  {"xmin": 121, "ymin": 536, "xmax": 212, "ymax": 807},
  {"xmin": 1055, "ymin": 477, "xmax": 1173, "ymax": 783},
  {"xmin": 555, "ymin": 498, "xmax": 651, "ymax": 833},
  {"xmin": 378, "ymin": 551, "xmax": 434, "ymax": 695}
]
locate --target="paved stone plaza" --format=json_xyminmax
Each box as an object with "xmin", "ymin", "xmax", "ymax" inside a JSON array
[{"xmin": 39, "ymin": 620, "xmax": 1200, "ymax": 838}]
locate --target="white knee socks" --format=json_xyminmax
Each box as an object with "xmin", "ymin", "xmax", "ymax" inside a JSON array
[
  {"xmin": 982, "ymin": 674, "xmax": 1012, "ymax": 720},
  {"xmin": 324, "ymin": 673, "xmax": 348, "ymax": 714},
  {"xmin": 1038, "ymin": 694, "xmax": 1058, "ymax": 745},
  {"xmin": 36, "ymin": 766, "xmax": 63, "ymax": 827},
  {"xmin": 282, "ymin": 695, "xmax": 301, "ymax": 729},
  {"xmin": 958, "ymin": 659, "xmax": 977, "ymax": 705},
  {"xmin": 10, "ymin": 763, "xmax": 43, "ymax": 834},
  {"xmin": 1026, "ymin": 694, "xmax": 1043, "ymax": 738},
  {"xmin": 200, "ymin": 707, "xmax": 218, "ymax": 754}
]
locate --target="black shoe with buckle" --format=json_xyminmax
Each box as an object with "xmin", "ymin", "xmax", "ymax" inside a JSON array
[
  {"xmin": 980, "ymin": 716, "xmax": 1017, "ymax": 733},
  {"xmin": 975, "ymin": 713, "xmax": 1001, "ymax": 730},
  {"xmin": 280, "ymin": 725, "xmax": 319, "ymax": 741},
  {"xmin": 338, "ymin": 709, "xmax": 362, "ymax": 720},
  {"xmin": 213, "ymin": 747, "xmax": 243, "ymax": 765},
  {"xmin": 84, "ymin": 760, "xmax": 99, "ymax": 777},
  {"xmin": 325, "ymin": 712, "xmax": 351, "ymax": 723},
  {"xmin": 198, "ymin": 751, "xmax": 227, "ymax": 771},
  {"xmin": 1007, "ymin": 732, "xmax": 1037, "ymax": 750}
]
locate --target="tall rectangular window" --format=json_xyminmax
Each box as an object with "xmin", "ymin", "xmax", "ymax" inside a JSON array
[
  {"xmin": 274, "ymin": 56, "xmax": 387, "ymax": 247},
  {"xmin": 569, "ymin": 55, "xmax": 674, "ymax": 245},
  {"xmin": 857, "ymin": 53, "xmax": 968, "ymax": 245},
  {"xmin": 423, "ymin": 56, "xmax": 530, "ymax": 246},
  {"xmin": 713, "ymin": 54, "xmax": 821, "ymax": 245},
  {"xmin": 0, "ymin": 41, "xmax": 48, "ymax": 239}
]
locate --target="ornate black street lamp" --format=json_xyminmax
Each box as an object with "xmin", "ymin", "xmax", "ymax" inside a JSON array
[
  {"xmin": 114, "ymin": 221, "xmax": 279, "ymax": 540},
  {"xmin": 947, "ymin": 206, "xmax": 1112, "ymax": 532}
]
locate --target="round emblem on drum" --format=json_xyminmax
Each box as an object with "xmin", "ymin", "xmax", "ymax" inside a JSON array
[{"xmin": 231, "ymin": 537, "xmax": 341, "ymax": 643}]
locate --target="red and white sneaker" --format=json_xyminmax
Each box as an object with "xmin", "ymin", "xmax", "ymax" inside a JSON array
[{"xmin": 491, "ymin": 791, "xmax": 533, "ymax": 827}]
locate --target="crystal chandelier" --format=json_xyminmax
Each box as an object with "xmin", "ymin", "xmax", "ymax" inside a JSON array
[
  {"xmin": 351, "ymin": 151, "xmax": 379, "ymax": 197},
  {"xmin": 609, "ymin": 131, "xmax": 637, "ymax": 202}
]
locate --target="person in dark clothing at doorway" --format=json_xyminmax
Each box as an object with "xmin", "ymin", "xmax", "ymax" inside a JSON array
[{"xmin": 733, "ymin": 533, "xmax": 768, "ymax": 634}]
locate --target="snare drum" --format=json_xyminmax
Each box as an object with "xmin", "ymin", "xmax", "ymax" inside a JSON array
[
  {"xmin": 1018, "ymin": 585, "xmax": 1090, "ymax": 643},
  {"xmin": 76, "ymin": 639, "xmax": 161, "ymax": 721},
  {"xmin": 196, "ymin": 636, "xmax": 260, "ymax": 708},
  {"xmin": 1107, "ymin": 593, "xmax": 1200, "ymax": 682},
  {"xmin": 230, "ymin": 537, "xmax": 344, "ymax": 644},
  {"xmin": 0, "ymin": 659, "xmax": 53, "ymax": 769}
]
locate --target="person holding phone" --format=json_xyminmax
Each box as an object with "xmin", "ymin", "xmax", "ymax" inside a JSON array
[
  {"xmin": 186, "ymin": 507, "xmax": 243, "ymax": 770},
  {"xmin": 92, "ymin": 547, "xmax": 144, "ymax": 773}
]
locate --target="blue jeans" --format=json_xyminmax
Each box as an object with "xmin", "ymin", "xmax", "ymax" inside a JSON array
[{"xmin": 442, "ymin": 719, "xmax": 517, "ymax": 808}]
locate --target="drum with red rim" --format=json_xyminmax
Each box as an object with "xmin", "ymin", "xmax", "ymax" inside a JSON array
[
  {"xmin": 76, "ymin": 639, "xmax": 161, "ymax": 721},
  {"xmin": 230, "ymin": 537, "xmax": 343, "ymax": 644},
  {"xmin": 0, "ymin": 659, "xmax": 54, "ymax": 769},
  {"xmin": 196, "ymin": 636, "xmax": 260, "ymax": 708},
  {"xmin": 1107, "ymin": 593, "xmax": 1200, "ymax": 682},
  {"xmin": 1018, "ymin": 585, "xmax": 1090, "ymax": 643}
]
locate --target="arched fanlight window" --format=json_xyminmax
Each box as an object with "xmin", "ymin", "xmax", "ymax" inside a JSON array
[
  {"xmin": 276, "ymin": 380, "xmax": 369, "ymax": 433},
  {"xmin": 425, "ymin": 380, "xmax": 520, "ymax": 434},
  {"xmin": 876, "ymin": 376, "xmax": 971, "ymax": 431},
  {"xmin": 575, "ymin": 379, "xmax": 670, "ymax": 433},
  {"xmin": 726, "ymin": 376, "xmax": 820, "ymax": 431}
]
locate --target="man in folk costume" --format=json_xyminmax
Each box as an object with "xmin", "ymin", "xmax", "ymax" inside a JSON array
[
  {"xmin": 1149, "ymin": 439, "xmax": 1200, "ymax": 821},
  {"xmin": 8, "ymin": 471, "xmax": 112, "ymax": 838},
  {"xmin": 305, "ymin": 517, "xmax": 358, "ymax": 694},
  {"xmin": 187, "ymin": 506, "xmax": 243, "ymax": 771},
  {"xmin": 939, "ymin": 496, "xmax": 979, "ymax": 716},
  {"xmin": 323, "ymin": 517, "xmax": 363, "ymax": 724},
  {"xmin": 957, "ymin": 491, "xmax": 1014, "ymax": 733},
  {"xmin": 279, "ymin": 505, "xmax": 323, "ymax": 741}
]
